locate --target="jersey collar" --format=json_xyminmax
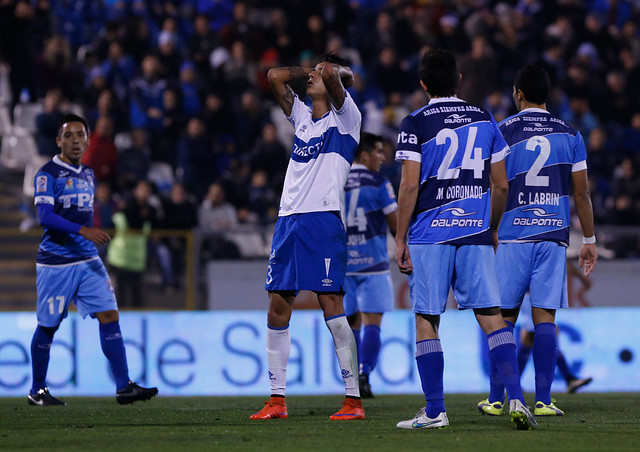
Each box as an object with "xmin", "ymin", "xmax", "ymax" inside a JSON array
[
  {"xmin": 351, "ymin": 163, "xmax": 368, "ymax": 170},
  {"xmin": 520, "ymin": 107, "xmax": 548, "ymax": 114},
  {"xmin": 428, "ymin": 96, "xmax": 460, "ymax": 104},
  {"xmin": 53, "ymin": 155, "xmax": 83, "ymax": 174}
]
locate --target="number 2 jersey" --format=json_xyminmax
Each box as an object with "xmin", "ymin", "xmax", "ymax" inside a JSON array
[
  {"xmin": 498, "ymin": 108, "xmax": 587, "ymax": 245},
  {"xmin": 345, "ymin": 163, "xmax": 397, "ymax": 274},
  {"xmin": 395, "ymin": 97, "xmax": 508, "ymax": 245},
  {"xmin": 34, "ymin": 155, "xmax": 98, "ymax": 265}
]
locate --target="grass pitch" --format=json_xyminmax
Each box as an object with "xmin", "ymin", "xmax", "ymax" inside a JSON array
[{"xmin": 0, "ymin": 393, "xmax": 637, "ymax": 451}]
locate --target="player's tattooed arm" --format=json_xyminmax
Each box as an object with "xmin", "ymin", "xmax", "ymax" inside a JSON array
[
  {"xmin": 268, "ymin": 67, "xmax": 312, "ymax": 116},
  {"xmin": 321, "ymin": 63, "xmax": 350, "ymax": 109}
]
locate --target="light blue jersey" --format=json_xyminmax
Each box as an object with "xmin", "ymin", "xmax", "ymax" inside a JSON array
[
  {"xmin": 345, "ymin": 164, "xmax": 397, "ymax": 274},
  {"xmin": 395, "ymin": 97, "xmax": 508, "ymax": 245},
  {"xmin": 498, "ymin": 108, "xmax": 587, "ymax": 245},
  {"xmin": 34, "ymin": 155, "xmax": 98, "ymax": 265}
]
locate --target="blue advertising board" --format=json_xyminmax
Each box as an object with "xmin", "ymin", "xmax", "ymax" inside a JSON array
[{"xmin": 0, "ymin": 308, "xmax": 637, "ymax": 396}]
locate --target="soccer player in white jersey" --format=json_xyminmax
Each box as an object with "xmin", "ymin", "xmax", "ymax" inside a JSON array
[
  {"xmin": 28, "ymin": 114, "xmax": 157, "ymax": 406},
  {"xmin": 343, "ymin": 132, "xmax": 398, "ymax": 398},
  {"xmin": 477, "ymin": 66, "xmax": 597, "ymax": 417},
  {"xmin": 394, "ymin": 50, "xmax": 536, "ymax": 430},
  {"xmin": 250, "ymin": 54, "xmax": 364, "ymax": 420}
]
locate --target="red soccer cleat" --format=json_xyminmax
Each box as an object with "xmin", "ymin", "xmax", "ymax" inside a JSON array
[
  {"xmin": 250, "ymin": 398, "xmax": 288, "ymax": 420},
  {"xmin": 329, "ymin": 398, "xmax": 365, "ymax": 420}
]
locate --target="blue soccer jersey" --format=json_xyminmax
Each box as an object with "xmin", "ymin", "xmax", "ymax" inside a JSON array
[
  {"xmin": 279, "ymin": 92, "xmax": 361, "ymax": 216},
  {"xmin": 345, "ymin": 163, "xmax": 397, "ymax": 274},
  {"xmin": 395, "ymin": 97, "xmax": 509, "ymax": 245},
  {"xmin": 498, "ymin": 108, "xmax": 587, "ymax": 245},
  {"xmin": 34, "ymin": 155, "xmax": 98, "ymax": 265}
]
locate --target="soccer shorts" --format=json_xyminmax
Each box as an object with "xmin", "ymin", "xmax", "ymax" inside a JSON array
[
  {"xmin": 265, "ymin": 212, "xmax": 347, "ymax": 293},
  {"xmin": 343, "ymin": 272, "xmax": 394, "ymax": 317},
  {"xmin": 36, "ymin": 258, "xmax": 118, "ymax": 327},
  {"xmin": 408, "ymin": 244, "xmax": 500, "ymax": 315},
  {"xmin": 496, "ymin": 241, "xmax": 568, "ymax": 311}
]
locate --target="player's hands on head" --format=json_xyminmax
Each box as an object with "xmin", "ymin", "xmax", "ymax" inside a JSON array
[
  {"xmin": 578, "ymin": 243, "xmax": 597, "ymax": 278},
  {"xmin": 79, "ymin": 226, "xmax": 111, "ymax": 245},
  {"xmin": 396, "ymin": 241, "xmax": 413, "ymax": 275}
]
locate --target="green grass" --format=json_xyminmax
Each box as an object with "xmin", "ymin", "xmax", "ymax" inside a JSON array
[{"xmin": 0, "ymin": 393, "xmax": 637, "ymax": 451}]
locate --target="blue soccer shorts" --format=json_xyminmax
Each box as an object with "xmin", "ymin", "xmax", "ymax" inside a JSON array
[
  {"xmin": 408, "ymin": 244, "xmax": 501, "ymax": 315},
  {"xmin": 265, "ymin": 212, "xmax": 347, "ymax": 293},
  {"xmin": 496, "ymin": 241, "xmax": 568, "ymax": 311},
  {"xmin": 343, "ymin": 272, "xmax": 394, "ymax": 317},
  {"xmin": 36, "ymin": 258, "xmax": 118, "ymax": 327}
]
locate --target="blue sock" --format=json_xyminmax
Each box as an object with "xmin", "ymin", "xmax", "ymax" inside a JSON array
[
  {"xmin": 556, "ymin": 349, "xmax": 574, "ymax": 383},
  {"xmin": 487, "ymin": 321, "xmax": 513, "ymax": 403},
  {"xmin": 351, "ymin": 328, "xmax": 361, "ymax": 368},
  {"xmin": 517, "ymin": 343, "xmax": 532, "ymax": 375},
  {"xmin": 533, "ymin": 322, "xmax": 557, "ymax": 405},
  {"xmin": 30, "ymin": 326, "xmax": 55, "ymax": 394},
  {"xmin": 99, "ymin": 322, "xmax": 130, "ymax": 391},
  {"xmin": 488, "ymin": 327, "xmax": 524, "ymax": 404},
  {"xmin": 416, "ymin": 339, "xmax": 445, "ymax": 418},
  {"xmin": 360, "ymin": 325, "xmax": 381, "ymax": 375}
]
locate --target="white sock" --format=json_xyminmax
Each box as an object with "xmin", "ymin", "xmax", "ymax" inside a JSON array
[
  {"xmin": 326, "ymin": 316, "xmax": 360, "ymax": 398},
  {"xmin": 267, "ymin": 326, "xmax": 290, "ymax": 397}
]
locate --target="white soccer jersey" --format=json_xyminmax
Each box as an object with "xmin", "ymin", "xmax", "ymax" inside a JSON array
[{"xmin": 278, "ymin": 92, "xmax": 361, "ymax": 216}]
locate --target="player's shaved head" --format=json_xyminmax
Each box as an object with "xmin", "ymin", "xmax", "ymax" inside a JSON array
[{"xmin": 514, "ymin": 66, "xmax": 551, "ymax": 105}]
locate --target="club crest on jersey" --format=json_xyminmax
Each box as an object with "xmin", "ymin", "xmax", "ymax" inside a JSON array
[
  {"xmin": 36, "ymin": 175, "xmax": 47, "ymax": 193},
  {"xmin": 65, "ymin": 178, "xmax": 74, "ymax": 189}
]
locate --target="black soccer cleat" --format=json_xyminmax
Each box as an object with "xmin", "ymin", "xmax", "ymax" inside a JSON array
[
  {"xmin": 116, "ymin": 381, "xmax": 158, "ymax": 405},
  {"xmin": 28, "ymin": 387, "xmax": 66, "ymax": 406},
  {"xmin": 359, "ymin": 373, "xmax": 374, "ymax": 399}
]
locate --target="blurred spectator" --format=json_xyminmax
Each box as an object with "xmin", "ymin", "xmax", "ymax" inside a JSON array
[
  {"xmin": 177, "ymin": 117, "xmax": 214, "ymax": 199},
  {"xmin": 370, "ymin": 46, "xmax": 408, "ymax": 99},
  {"xmin": 561, "ymin": 96, "xmax": 599, "ymax": 139},
  {"xmin": 459, "ymin": 35, "xmax": 498, "ymax": 106},
  {"xmin": 234, "ymin": 90, "xmax": 266, "ymax": 153},
  {"xmin": 156, "ymin": 30, "xmax": 182, "ymax": 79},
  {"xmin": 199, "ymin": 182, "xmax": 240, "ymax": 260},
  {"xmin": 159, "ymin": 88, "xmax": 185, "ymax": 164},
  {"xmin": 82, "ymin": 116, "xmax": 119, "ymax": 184},
  {"xmin": 607, "ymin": 158, "xmax": 640, "ymax": 225},
  {"xmin": 35, "ymin": 89, "xmax": 64, "ymax": 158},
  {"xmin": 34, "ymin": 34, "xmax": 79, "ymax": 100},
  {"xmin": 249, "ymin": 123, "xmax": 288, "ymax": 192},
  {"xmin": 129, "ymin": 54, "xmax": 167, "ymax": 132},
  {"xmin": 101, "ymin": 41, "xmax": 136, "ymax": 102},
  {"xmin": 86, "ymin": 88, "xmax": 126, "ymax": 133},
  {"xmin": 179, "ymin": 61, "xmax": 203, "ymax": 118},
  {"xmin": 116, "ymin": 128, "xmax": 151, "ymax": 191},
  {"xmin": 246, "ymin": 170, "xmax": 278, "ymax": 225},
  {"xmin": 187, "ymin": 14, "xmax": 220, "ymax": 77},
  {"xmin": 93, "ymin": 181, "xmax": 118, "ymax": 257}
]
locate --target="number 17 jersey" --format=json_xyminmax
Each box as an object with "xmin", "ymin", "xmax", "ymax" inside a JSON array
[{"xmin": 395, "ymin": 97, "xmax": 509, "ymax": 245}]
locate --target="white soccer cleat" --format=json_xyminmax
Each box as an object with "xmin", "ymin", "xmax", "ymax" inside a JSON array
[
  {"xmin": 396, "ymin": 407, "xmax": 449, "ymax": 430},
  {"xmin": 509, "ymin": 399, "xmax": 538, "ymax": 430}
]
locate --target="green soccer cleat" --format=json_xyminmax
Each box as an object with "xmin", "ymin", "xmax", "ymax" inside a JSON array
[
  {"xmin": 477, "ymin": 398, "xmax": 504, "ymax": 416},
  {"xmin": 534, "ymin": 400, "xmax": 564, "ymax": 416}
]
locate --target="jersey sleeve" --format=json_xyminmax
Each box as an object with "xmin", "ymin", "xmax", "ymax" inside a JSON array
[
  {"xmin": 490, "ymin": 116, "xmax": 510, "ymax": 163},
  {"xmin": 34, "ymin": 170, "xmax": 55, "ymax": 206},
  {"xmin": 379, "ymin": 180, "xmax": 398, "ymax": 215},
  {"xmin": 571, "ymin": 132, "xmax": 588, "ymax": 172},
  {"xmin": 285, "ymin": 94, "xmax": 306, "ymax": 130},
  {"xmin": 332, "ymin": 91, "xmax": 361, "ymax": 135},
  {"xmin": 395, "ymin": 115, "xmax": 421, "ymax": 163}
]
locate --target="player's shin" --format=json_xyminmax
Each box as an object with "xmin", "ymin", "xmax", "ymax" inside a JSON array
[
  {"xmin": 266, "ymin": 326, "xmax": 290, "ymax": 396},
  {"xmin": 326, "ymin": 316, "xmax": 359, "ymax": 397}
]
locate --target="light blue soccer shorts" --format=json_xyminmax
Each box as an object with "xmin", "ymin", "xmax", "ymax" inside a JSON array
[
  {"xmin": 36, "ymin": 258, "xmax": 118, "ymax": 327},
  {"xmin": 343, "ymin": 273, "xmax": 394, "ymax": 316},
  {"xmin": 408, "ymin": 244, "xmax": 501, "ymax": 315},
  {"xmin": 496, "ymin": 241, "xmax": 568, "ymax": 311},
  {"xmin": 266, "ymin": 212, "xmax": 347, "ymax": 293}
]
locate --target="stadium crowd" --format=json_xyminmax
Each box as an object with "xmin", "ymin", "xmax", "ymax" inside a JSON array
[{"xmin": 1, "ymin": 0, "xmax": 639, "ymax": 242}]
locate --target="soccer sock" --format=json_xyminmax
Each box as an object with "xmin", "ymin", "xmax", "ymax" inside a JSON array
[
  {"xmin": 30, "ymin": 326, "xmax": 56, "ymax": 393},
  {"xmin": 326, "ymin": 315, "xmax": 359, "ymax": 398},
  {"xmin": 556, "ymin": 349, "xmax": 575, "ymax": 383},
  {"xmin": 517, "ymin": 343, "xmax": 532, "ymax": 375},
  {"xmin": 533, "ymin": 322, "xmax": 557, "ymax": 405},
  {"xmin": 360, "ymin": 324, "xmax": 381, "ymax": 375},
  {"xmin": 416, "ymin": 339, "xmax": 445, "ymax": 418},
  {"xmin": 488, "ymin": 327, "xmax": 525, "ymax": 405},
  {"xmin": 351, "ymin": 327, "xmax": 361, "ymax": 368},
  {"xmin": 99, "ymin": 322, "xmax": 130, "ymax": 391},
  {"xmin": 266, "ymin": 325, "xmax": 290, "ymax": 397},
  {"xmin": 487, "ymin": 321, "xmax": 513, "ymax": 403}
]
